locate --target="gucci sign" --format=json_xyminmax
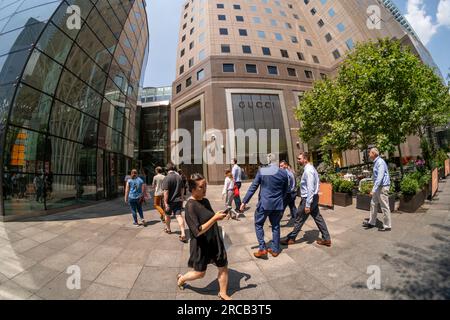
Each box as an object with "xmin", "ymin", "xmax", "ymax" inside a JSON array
[{"xmin": 238, "ymin": 101, "xmax": 275, "ymax": 109}]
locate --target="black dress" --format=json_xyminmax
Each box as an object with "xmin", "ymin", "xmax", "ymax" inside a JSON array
[{"xmin": 185, "ymin": 198, "xmax": 228, "ymax": 272}]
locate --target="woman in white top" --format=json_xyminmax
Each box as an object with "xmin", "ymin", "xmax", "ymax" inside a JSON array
[{"xmin": 222, "ymin": 170, "xmax": 239, "ymax": 220}]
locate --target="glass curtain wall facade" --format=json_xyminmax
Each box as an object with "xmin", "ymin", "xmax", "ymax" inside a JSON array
[{"xmin": 0, "ymin": 0, "xmax": 149, "ymax": 218}]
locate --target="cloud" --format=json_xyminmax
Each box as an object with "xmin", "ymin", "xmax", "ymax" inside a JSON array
[
  {"xmin": 404, "ymin": 0, "xmax": 439, "ymax": 45},
  {"xmin": 437, "ymin": 0, "xmax": 450, "ymax": 26},
  {"xmin": 404, "ymin": 0, "xmax": 450, "ymax": 45}
]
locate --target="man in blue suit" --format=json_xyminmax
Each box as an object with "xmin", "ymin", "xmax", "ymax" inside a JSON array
[{"xmin": 240, "ymin": 154, "xmax": 290, "ymax": 259}]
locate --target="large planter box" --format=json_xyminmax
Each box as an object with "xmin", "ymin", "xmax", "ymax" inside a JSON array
[
  {"xmin": 333, "ymin": 192, "xmax": 353, "ymax": 207},
  {"xmin": 399, "ymin": 190, "xmax": 426, "ymax": 213},
  {"xmin": 318, "ymin": 182, "xmax": 333, "ymax": 208},
  {"xmin": 356, "ymin": 194, "xmax": 395, "ymax": 212},
  {"xmin": 424, "ymin": 181, "xmax": 433, "ymax": 201}
]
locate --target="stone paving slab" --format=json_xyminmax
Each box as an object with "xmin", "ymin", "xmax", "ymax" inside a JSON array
[{"xmin": 0, "ymin": 180, "xmax": 449, "ymax": 300}]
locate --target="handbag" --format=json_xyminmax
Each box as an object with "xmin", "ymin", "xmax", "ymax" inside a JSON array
[
  {"xmin": 233, "ymin": 184, "xmax": 240, "ymax": 197},
  {"xmin": 218, "ymin": 226, "xmax": 232, "ymax": 251}
]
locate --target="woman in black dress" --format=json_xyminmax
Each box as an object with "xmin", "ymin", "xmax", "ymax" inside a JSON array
[{"xmin": 176, "ymin": 173, "xmax": 232, "ymax": 300}]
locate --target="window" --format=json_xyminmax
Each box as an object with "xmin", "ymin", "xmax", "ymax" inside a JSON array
[
  {"xmin": 265, "ymin": 8, "xmax": 272, "ymax": 14},
  {"xmin": 329, "ymin": 8, "xmax": 336, "ymax": 17},
  {"xmin": 318, "ymin": 19, "xmax": 324, "ymax": 27},
  {"xmin": 223, "ymin": 64, "xmax": 235, "ymax": 72},
  {"xmin": 242, "ymin": 45, "xmax": 252, "ymax": 54},
  {"xmin": 280, "ymin": 49, "xmax": 289, "ymax": 58},
  {"xmin": 297, "ymin": 52, "xmax": 305, "ymax": 60},
  {"xmin": 182, "ymin": 35, "xmax": 186, "ymax": 42},
  {"xmin": 199, "ymin": 49, "xmax": 206, "ymax": 60},
  {"xmin": 219, "ymin": 28, "xmax": 228, "ymax": 35},
  {"xmin": 199, "ymin": 32, "xmax": 205, "ymax": 43},
  {"xmin": 337, "ymin": 23, "xmax": 345, "ymax": 32},
  {"xmin": 233, "ymin": 4, "xmax": 241, "ymax": 9},
  {"xmin": 285, "ymin": 22, "xmax": 292, "ymax": 29},
  {"xmin": 253, "ymin": 17, "xmax": 261, "ymax": 23},
  {"xmin": 190, "ymin": 28, "xmax": 194, "ymax": 35},
  {"xmin": 218, "ymin": 15, "xmax": 226, "ymax": 21},
  {"xmin": 299, "ymin": 25, "xmax": 306, "ymax": 32},
  {"xmin": 180, "ymin": 49, "xmax": 185, "ymax": 57},
  {"xmin": 197, "ymin": 69, "xmax": 205, "ymax": 81},
  {"xmin": 291, "ymin": 36, "xmax": 298, "ymax": 43},
  {"xmin": 179, "ymin": 65, "xmax": 185, "ymax": 75},
  {"xmin": 257, "ymin": 31, "xmax": 266, "ymax": 38},
  {"xmin": 189, "ymin": 41, "xmax": 194, "ymax": 50},
  {"xmin": 186, "ymin": 77, "xmax": 192, "ymax": 87},
  {"xmin": 262, "ymin": 47, "xmax": 271, "ymax": 56},
  {"xmin": 287, "ymin": 68, "xmax": 297, "ymax": 77},
  {"xmin": 320, "ymin": 73, "xmax": 327, "ymax": 80},
  {"xmin": 275, "ymin": 33, "xmax": 283, "ymax": 41},
  {"xmin": 217, "ymin": 3, "xmax": 224, "ymax": 8},
  {"xmin": 305, "ymin": 39, "xmax": 313, "ymax": 47},
  {"xmin": 333, "ymin": 49, "xmax": 341, "ymax": 59},
  {"xmin": 176, "ymin": 84, "xmax": 181, "ymax": 93},
  {"xmin": 239, "ymin": 29, "xmax": 248, "ymax": 36},
  {"xmin": 267, "ymin": 66, "xmax": 278, "ymax": 75},
  {"xmin": 246, "ymin": 64, "xmax": 257, "ymax": 74},
  {"xmin": 305, "ymin": 70, "xmax": 313, "ymax": 79},
  {"xmin": 271, "ymin": 19, "xmax": 278, "ymax": 26},
  {"xmin": 236, "ymin": 16, "xmax": 244, "ymax": 22},
  {"xmin": 189, "ymin": 58, "xmax": 194, "ymax": 67},
  {"xmin": 312, "ymin": 55, "xmax": 320, "ymax": 63},
  {"xmin": 221, "ymin": 44, "xmax": 231, "ymax": 53},
  {"xmin": 346, "ymin": 38, "xmax": 355, "ymax": 49},
  {"xmin": 311, "ymin": 8, "xmax": 317, "ymax": 15},
  {"xmin": 325, "ymin": 33, "xmax": 332, "ymax": 42}
]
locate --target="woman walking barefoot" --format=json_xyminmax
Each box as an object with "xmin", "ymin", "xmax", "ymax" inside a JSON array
[{"xmin": 177, "ymin": 173, "xmax": 232, "ymax": 300}]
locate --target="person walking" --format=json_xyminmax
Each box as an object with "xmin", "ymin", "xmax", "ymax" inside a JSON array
[
  {"xmin": 162, "ymin": 162, "xmax": 187, "ymax": 242},
  {"xmin": 125, "ymin": 169, "xmax": 146, "ymax": 226},
  {"xmin": 280, "ymin": 161, "xmax": 298, "ymax": 219},
  {"xmin": 240, "ymin": 154, "xmax": 290, "ymax": 258},
  {"xmin": 152, "ymin": 167, "xmax": 166, "ymax": 223},
  {"xmin": 222, "ymin": 169, "xmax": 239, "ymax": 220},
  {"xmin": 362, "ymin": 148, "xmax": 392, "ymax": 232},
  {"xmin": 177, "ymin": 173, "xmax": 231, "ymax": 300},
  {"xmin": 232, "ymin": 159, "xmax": 243, "ymax": 213},
  {"xmin": 281, "ymin": 152, "xmax": 332, "ymax": 247}
]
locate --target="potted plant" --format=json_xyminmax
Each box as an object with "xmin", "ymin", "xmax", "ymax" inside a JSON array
[
  {"xmin": 333, "ymin": 178, "xmax": 354, "ymax": 207},
  {"xmin": 356, "ymin": 181, "xmax": 396, "ymax": 212},
  {"xmin": 399, "ymin": 174, "xmax": 426, "ymax": 213}
]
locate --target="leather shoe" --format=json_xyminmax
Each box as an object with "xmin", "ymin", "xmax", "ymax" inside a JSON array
[
  {"xmin": 267, "ymin": 248, "xmax": 280, "ymax": 257},
  {"xmin": 253, "ymin": 250, "xmax": 268, "ymax": 259},
  {"xmin": 362, "ymin": 222, "xmax": 376, "ymax": 229},
  {"xmin": 316, "ymin": 239, "xmax": 332, "ymax": 247},
  {"xmin": 280, "ymin": 238, "xmax": 295, "ymax": 246}
]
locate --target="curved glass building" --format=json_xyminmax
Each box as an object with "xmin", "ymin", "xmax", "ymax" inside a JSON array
[{"xmin": 0, "ymin": 0, "xmax": 149, "ymax": 219}]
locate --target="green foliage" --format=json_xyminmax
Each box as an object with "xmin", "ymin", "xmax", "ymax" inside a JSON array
[
  {"xmin": 360, "ymin": 181, "xmax": 374, "ymax": 195},
  {"xmin": 400, "ymin": 175, "xmax": 420, "ymax": 196},
  {"xmin": 435, "ymin": 149, "xmax": 449, "ymax": 168},
  {"xmin": 295, "ymin": 38, "xmax": 450, "ymax": 157},
  {"xmin": 338, "ymin": 180, "xmax": 354, "ymax": 194}
]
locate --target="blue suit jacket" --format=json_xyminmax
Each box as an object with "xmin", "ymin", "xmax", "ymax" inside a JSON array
[{"xmin": 242, "ymin": 164, "xmax": 290, "ymax": 212}]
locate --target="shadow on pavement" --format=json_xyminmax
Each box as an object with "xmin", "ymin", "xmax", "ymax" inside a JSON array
[{"xmin": 183, "ymin": 268, "xmax": 256, "ymax": 296}]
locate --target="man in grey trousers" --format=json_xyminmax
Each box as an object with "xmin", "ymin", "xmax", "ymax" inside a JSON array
[
  {"xmin": 363, "ymin": 148, "xmax": 392, "ymax": 232},
  {"xmin": 281, "ymin": 152, "xmax": 331, "ymax": 247}
]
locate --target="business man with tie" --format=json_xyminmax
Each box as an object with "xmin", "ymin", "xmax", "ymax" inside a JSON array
[
  {"xmin": 240, "ymin": 154, "xmax": 290, "ymax": 259},
  {"xmin": 281, "ymin": 152, "xmax": 332, "ymax": 247}
]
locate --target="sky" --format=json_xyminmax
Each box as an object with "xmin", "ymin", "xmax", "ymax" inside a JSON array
[{"xmin": 142, "ymin": 0, "xmax": 450, "ymax": 88}]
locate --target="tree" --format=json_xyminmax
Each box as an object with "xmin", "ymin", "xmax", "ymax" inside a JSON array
[{"xmin": 295, "ymin": 38, "xmax": 450, "ymax": 176}]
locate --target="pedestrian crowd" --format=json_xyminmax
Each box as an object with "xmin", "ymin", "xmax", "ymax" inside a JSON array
[{"xmin": 124, "ymin": 148, "xmax": 392, "ymax": 300}]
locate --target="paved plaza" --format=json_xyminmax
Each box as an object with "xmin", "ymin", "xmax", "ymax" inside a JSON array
[{"xmin": 0, "ymin": 180, "xmax": 449, "ymax": 300}]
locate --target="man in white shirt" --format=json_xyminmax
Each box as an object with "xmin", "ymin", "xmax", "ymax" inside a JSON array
[{"xmin": 281, "ymin": 152, "xmax": 331, "ymax": 247}]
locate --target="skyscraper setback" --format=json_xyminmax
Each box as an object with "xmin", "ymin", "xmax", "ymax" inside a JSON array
[{"xmin": 171, "ymin": 0, "xmax": 439, "ymax": 183}]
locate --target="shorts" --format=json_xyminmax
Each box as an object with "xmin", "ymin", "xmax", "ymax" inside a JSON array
[{"xmin": 165, "ymin": 202, "xmax": 183, "ymax": 216}]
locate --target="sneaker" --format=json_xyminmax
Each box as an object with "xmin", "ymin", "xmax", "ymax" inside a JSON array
[
  {"xmin": 140, "ymin": 219, "xmax": 146, "ymax": 226},
  {"xmin": 362, "ymin": 222, "xmax": 376, "ymax": 229},
  {"xmin": 378, "ymin": 227, "xmax": 392, "ymax": 232}
]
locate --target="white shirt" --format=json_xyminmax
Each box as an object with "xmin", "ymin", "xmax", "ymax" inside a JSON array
[{"xmin": 222, "ymin": 176, "xmax": 234, "ymax": 195}]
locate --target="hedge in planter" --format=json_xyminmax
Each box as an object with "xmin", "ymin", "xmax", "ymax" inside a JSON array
[
  {"xmin": 399, "ymin": 174, "xmax": 425, "ymax": 213},
  {"xmin": 333, "ymin": 179, "xmax": 354, "ymax": 207},
  {"xmin": 356, "ymin": 181, "xmax": 396, "ymax": 212}
]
